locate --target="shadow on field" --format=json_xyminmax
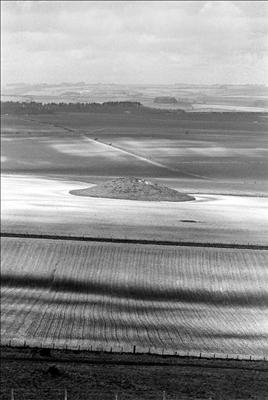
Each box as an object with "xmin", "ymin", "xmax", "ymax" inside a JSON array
[{"xmin": 2, "ymin": 273, "xmax": 267, "ymax": 308}]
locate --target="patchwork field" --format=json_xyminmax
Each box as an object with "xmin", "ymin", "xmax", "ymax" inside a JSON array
[
  {"xmin": 2, "ymin": 237, "xmax": 268, "ymax": 357},
  {"xmin": 2, "ymin": 113, "xmax": 268, "ymax": 192}
]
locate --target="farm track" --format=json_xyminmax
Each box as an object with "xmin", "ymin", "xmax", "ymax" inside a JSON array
[
  {"xmin": 85, "ymin": 135, "xmax": 211, "ymax": 180},
  {"xmin": 23, "ymin": 116, "xmax": 212, "ymax": 180},
  {"xmin": 1, "ymin": 232, "xmax": 267, "ymax": 250}
]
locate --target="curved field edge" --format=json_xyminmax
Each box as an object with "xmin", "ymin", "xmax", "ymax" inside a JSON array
[{"xmin": 1, "ymin": 233, "xmax": 267, "ymax": 250}]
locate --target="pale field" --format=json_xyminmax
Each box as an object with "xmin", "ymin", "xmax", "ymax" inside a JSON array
[
  {"xmin": 191, "ymin": 104, "xmax": 267, "ymax": 112},
  {"xmin": 1, "ymin": 237, "xmax": 268, "ymax": 356},
  {"xmin": 2, "ymin": 174, "xmax": 268, "ymax": 244}
]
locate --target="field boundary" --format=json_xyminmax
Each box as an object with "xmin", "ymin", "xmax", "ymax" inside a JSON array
[
  {"xmin": 1, "ymin": 232, "xmax": 267, "ymax": 250},
  {"xmin": 1, "ymin": 340, "xmax": 267, "ymax": 364}
]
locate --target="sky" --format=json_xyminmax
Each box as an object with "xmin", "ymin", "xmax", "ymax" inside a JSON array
[{"xmin": 1, "ymin": 1, "xmax": 268, "ymax": 85}]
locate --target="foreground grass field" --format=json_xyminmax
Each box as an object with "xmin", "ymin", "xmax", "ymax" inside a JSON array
[
  {"xmin": 1, "ymin": 347, "xmax": 268, "ymax": 400},
  {"xmin": 2, "ymin": 237, "xmax": 268, "ymax": 357}
]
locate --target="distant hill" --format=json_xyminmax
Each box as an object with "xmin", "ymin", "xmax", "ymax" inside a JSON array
[
  {"xmin": 60, "ymin": 91, "xmax": 81, "ymax": 96},
  {"xmin": 154, "ymin": 96, "xmax": 178, "ymax": 104},
  {"xmin": 2, "ymin": 83, "xmax": 267, "ymax": 112}
]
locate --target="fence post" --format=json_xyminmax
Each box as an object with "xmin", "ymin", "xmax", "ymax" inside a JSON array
[{"xmin": 133, "ymin": 345, "xmax": 136, "ymax": 354}]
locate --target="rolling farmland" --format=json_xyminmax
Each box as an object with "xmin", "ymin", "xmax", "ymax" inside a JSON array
[
  {"xmin": 1, "ymin": 111, "xmax": 268, "ymax": 363},
  {"xmin": 2, "ymin": 112, "xmax": 268, "ymax": 191},
  {"xmin": 2, "ymin": 2, "xmax": 268, "ymax": 397},
  {"xmin": 2, "ymin": 236, "xmax": 268, "ymax": 357}
]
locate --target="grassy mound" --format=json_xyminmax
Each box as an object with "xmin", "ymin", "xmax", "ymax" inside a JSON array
[{"xmin": 70, "ymin": 177, "xmax": 195, "ymax": 202}]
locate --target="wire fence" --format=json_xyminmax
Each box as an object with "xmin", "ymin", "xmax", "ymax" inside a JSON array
[
  {"xmin": 4, "ymin": 340, "xmax": 267, "ymax": 400},
  {"xmin": 7, "ymin": 388, "xmax": 193, "ymax": 400},
  {"xmin": 2, "ymin": 338, "xmax": 267, "ymax": 362}
]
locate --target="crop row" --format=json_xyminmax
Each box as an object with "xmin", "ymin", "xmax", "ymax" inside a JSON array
[{"xmin": 1, "ymin": 237, "xmax": 268, "ymax": 356}]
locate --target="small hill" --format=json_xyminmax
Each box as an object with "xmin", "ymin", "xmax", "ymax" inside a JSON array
[
  {"xmin": 154, "ymin": 96, "xmax": 178, "ymax": 104},
  {"xmin": 70, "ymin": 177, "xmax": 195, "ymax": 202}
]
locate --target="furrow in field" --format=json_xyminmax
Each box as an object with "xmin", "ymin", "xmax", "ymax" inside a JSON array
[
  {"xmin": 1, "ymin": 237, "xmax": 268, "ymax": 355},
  {"xmin": 2, "ymin": 287, "xmax": 267, "ymax": 353}
]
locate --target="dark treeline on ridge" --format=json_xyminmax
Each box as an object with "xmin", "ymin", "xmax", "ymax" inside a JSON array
[
  {"xmin": 1, "ymin": 101, "xmax": 267, "ymax": 121},
  {"xmin": 0, "ymin": 101, "xmax": 164, "ymax": 115}
]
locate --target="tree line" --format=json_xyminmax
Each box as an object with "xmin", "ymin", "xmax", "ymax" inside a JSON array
[
  {"xmin": 1, "ymin": 101, "xmax": 266, "ymax": 121},
  {"xmin": 0, "ymin": 101, "xmax": 151, "ymax": 115}
]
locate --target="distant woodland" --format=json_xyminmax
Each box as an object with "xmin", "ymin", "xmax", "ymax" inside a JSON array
[
  {"xmin": 0, "ymin": 101, "xmax": 168, "ymax": 115},
  {"xmin": 1, "ymin": 101, "xmax": 267, "ymax": 121}
]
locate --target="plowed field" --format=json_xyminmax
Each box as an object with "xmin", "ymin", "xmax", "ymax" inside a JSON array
[{"xmin": 2, "ymin": 237, "xmax": 268, "ymax": 357}]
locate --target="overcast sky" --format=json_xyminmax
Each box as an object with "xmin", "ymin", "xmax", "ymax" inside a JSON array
[{"xmin": 1, "ymin": 1, "xmax": 268, "ymax": 85}]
